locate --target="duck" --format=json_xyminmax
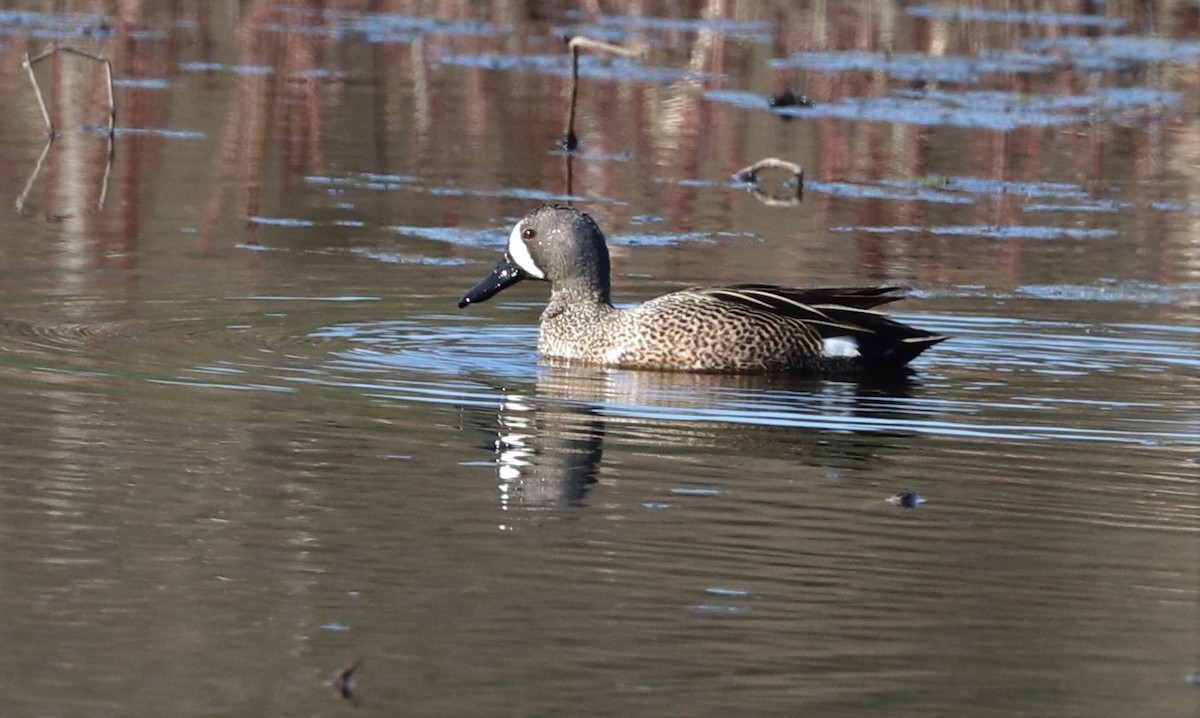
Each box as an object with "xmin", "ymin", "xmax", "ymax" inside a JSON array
[{"xmin": 458, "ymin": 204, "xmax": 946, "ymax": 374}]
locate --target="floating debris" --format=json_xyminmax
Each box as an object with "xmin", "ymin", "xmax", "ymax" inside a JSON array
[
  {"xmin": 333, "ymin": 660, "xmax": 361, "ymax": 706},
  {"xmin": 732, "ymin": 157, "xmax": 804, "ymax": 206},
  {"xmin": 732, "ymin": 156, "xmax": 803, "ymax": 184},
  {"xmin": 886, "ymin": 490, "xmax": 926, "ymax": 508},
  {"xmin": 768, "ymin": 90, "xmax": 814, "ymax": 109}
]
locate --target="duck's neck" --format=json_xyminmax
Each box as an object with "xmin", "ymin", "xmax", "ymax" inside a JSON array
[
  {"xmin": 544, "ymin": 282, "xmax": 614, "ymax": 321},
  {"xmin": 539, "ymin": 284, "xmax": 616, "ymax": 360},
  {"xmin": 540, "ymin": 245, "xmax": 615, "ymax": 342}
]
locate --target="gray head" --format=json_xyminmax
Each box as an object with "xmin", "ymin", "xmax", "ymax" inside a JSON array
[{"xmin": 458, "ymin": 205, "xmax": 612, "ymax": 308}]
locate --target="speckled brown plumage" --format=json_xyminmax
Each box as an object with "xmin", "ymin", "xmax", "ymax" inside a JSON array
[{"xmin": 459, "ymin": 205, "xmax": 947, "ymax": 374}]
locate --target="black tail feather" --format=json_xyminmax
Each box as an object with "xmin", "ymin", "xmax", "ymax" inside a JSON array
[{"xmin": 700, "ymin": 285, "xmax": 947, "ymax": 369}]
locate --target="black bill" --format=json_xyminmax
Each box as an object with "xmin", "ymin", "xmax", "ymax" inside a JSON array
[{"xmin": 458, "ymin": 253, "xmax": 529, "ymax": 308}]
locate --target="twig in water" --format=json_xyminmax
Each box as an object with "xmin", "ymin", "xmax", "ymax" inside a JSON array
[
  {"xmin": 732, "ymin": 157, "xmax": 804, "ymax": 206},
  {"xmin": 563, "ymin": 36, "xmax": 646, "ymax": 151},
  {"xmin": 18, "ymin": 46, "xmax": 117, "ymax": 211},
  {"xmin": 333, "ymin": 660, "xmax": 361, "ymax": 707},
  {"xmin": 23, "ymin": 45, "xmax": 116, "ymax": 138},
  {"xmin": 14, "ymin": 139, "xmax": 53, "ymax": 213}
]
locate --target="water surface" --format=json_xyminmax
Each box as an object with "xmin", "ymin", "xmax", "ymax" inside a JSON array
[{"xmin": 0, "ymin": 2, "xmax": 1197, "ymax": 717}]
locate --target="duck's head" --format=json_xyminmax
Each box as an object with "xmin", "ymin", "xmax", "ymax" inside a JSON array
[{"xmin": 458, "ymin": 204, "xmax": 611, "ymax": 308}]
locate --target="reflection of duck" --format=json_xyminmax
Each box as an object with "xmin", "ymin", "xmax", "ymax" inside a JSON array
[
  {"xmin": 490, "ymin": 363, "xmax": 926, "ymax": 511},
  {"xmin": 495, "ymin": 389, "xmax": 603, "ymax": 511},
  {"xmin": 492, "ymin": 389, "xmax": 600, "ymax": 511},
  {"xmin": 460, "ymin": 205, "xmax": 946, "ymax": 374}
]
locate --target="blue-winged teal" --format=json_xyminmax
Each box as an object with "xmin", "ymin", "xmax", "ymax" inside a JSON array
[{"xmin": 459, "ymin": 205, "xmax": 946, "ymax": 374}]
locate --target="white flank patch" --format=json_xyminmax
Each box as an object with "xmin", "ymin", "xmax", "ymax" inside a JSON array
[
  {"xmin": 604, "ymin": 347, "xmax": 625, "ymax": 364},
  {"xmin": 508, "ymin": 224, "xmax": 545, "ymax": 278},
  {"xmin": 822, "ymin": 336, "xmax": 860, "ymax": 358}
]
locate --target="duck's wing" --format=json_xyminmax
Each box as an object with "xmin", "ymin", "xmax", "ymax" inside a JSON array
[
  {"xmin": 718, "ymin": 284, "xmax": 908, "ymax": 310},
  {"xmin": 692, "ymin": 285, "xmax": 905, "ymax": 325},
  {"xmin": 694, "ymin": 285, "xmax": 947, "ymax": 366}
]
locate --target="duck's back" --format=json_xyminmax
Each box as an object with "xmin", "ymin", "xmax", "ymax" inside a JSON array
[{"xmin": 538, "ymin": 286, "xmax": 944, "ymax": 374}]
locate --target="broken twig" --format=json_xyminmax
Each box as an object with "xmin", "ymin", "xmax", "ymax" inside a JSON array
[
  {"xmin": 333, "ymin": 660, "xmax": 361, "ymax": 707},
  {"xmin": 14, "ymin": 139, "xmax": 53, "ymax": 213},
  {"xmin": 18, "ymin": 46, "xmax": 116, "ymax": 211},
  {"xmin": 732, "ymin": 157, "xmax": 804, "ymax": 205},
  {"xmin": 23, "ymin": 45, "xmax": 116, "ymax": 138},
  {"xmin": 732, "ymin": 157, "xmax": 804, "ymax": 185},
  {"xmin": 563, "ymin": 36, "xmax": 645, "ymax": 151}
]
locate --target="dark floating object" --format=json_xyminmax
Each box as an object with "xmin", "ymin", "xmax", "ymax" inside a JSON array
[
  {"xmin": 886, "ymin": 490, "xmax": 926, "ymax": 508},
  {"xmin": 333, "ymin": 660, "xmax": 361, "ymax": 706},
  {"xmin": 769, "ymin": 90, "xmax": 815, "ymax": 109}
]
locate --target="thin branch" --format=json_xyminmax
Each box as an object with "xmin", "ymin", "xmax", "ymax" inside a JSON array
[
  {"xmin": 19, "ymin": 46, "xmax": 118, "ymax": 210},
  {"xmin": 564, "ymin": 145, "xmax": 575, "ymax": 196},
  {"xmin": 15, "ymin": 138, "xmax": 54, "ymax": 213},
  {"xmin": 562, "ymin": 36, "xmax": 646, "ymax": 150},
  {"xmin": 97, "ymin": 133, "xmax": 115, "ymax": 210},
  {"xmin": 21, "ymin": 52, "xmax": 53, "ymax": 133},
  {"xmin": 23, "ymin": 45, "xmax": 116, "ymax": 138},
  {"xmin": 564, "ymin": 44, "xmax": 580, "ymax": 150}
]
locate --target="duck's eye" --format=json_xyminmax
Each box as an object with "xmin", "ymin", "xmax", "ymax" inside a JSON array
[{"xmin": 521, "ymin": 227, "xmax": 536, "ymax": 241}]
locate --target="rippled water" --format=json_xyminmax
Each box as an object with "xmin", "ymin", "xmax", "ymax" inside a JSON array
[{"xmin": 1, "ymin": 3, "xmax": 1198, "ymax": 717}]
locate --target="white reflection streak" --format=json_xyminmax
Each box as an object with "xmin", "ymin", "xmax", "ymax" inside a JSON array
[{"xmin": 496, "ymin": 394, "xmax": 536, "ymax": 520}]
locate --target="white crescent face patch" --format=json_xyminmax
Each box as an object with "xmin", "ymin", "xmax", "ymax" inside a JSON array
[{"xmin": 507, "ymin": 223, "xmax": 546, "ymax": 279}]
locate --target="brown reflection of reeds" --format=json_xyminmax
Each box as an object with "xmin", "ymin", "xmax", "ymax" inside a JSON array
[
  {"xmin": 186, "ymin": 1, "xmax": 346, "ymax": 251},
  {"xmin": 0, "ymin": 0, "xmax": 1198, "ymax": 310}
]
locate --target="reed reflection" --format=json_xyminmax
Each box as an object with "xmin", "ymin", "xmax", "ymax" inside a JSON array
[
  {"xmin": 489, "ymin": 362, "xmax": 926, "ymax": 512},
  {"xmin": 0, "ymin": 1, "xmax": 1196, "ymax": 294}
]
